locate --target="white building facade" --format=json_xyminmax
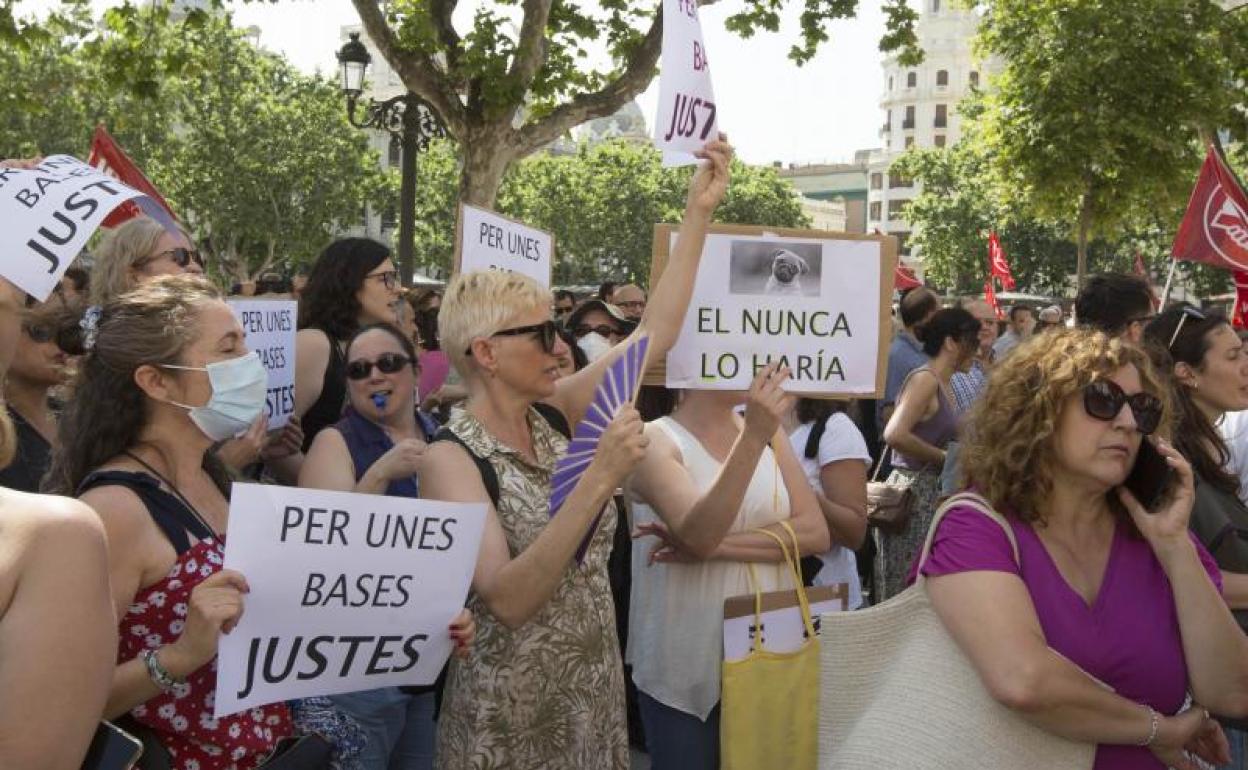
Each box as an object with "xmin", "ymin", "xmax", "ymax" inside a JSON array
[{"xmin": 866, "ymin": 1, "xmax": 982, "ymax": 264}]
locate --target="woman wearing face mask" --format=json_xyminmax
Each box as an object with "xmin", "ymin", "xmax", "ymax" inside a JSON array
[
  {"xmin": 45, "ymin": 276, "xmax": 337, "ymax": 768},
  {"xmin": 876, "ymin": 307, "xmax": 982, "ymax": 603},
  {"xmin": 0, "ymin": 299, "xmax": 71, "ymax": 492},
  {"xmin": 1145, "ymin": 305, "xmax": 1248, "ymax": 767},
  {"xmin": 299, "ymin": 322, "xmax": 473, "ymax": 770},
  {"xmin": 296, "ymin": 239, "xmax": 403, "ymax": 459},
  {"xmin": 566, "ymin": 299, "xmax": 632, "ymax": 363}
]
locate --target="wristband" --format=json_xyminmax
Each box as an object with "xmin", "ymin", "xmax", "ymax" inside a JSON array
[
  {"xmin": 1139, "ymin": 706, "xmax": 1160, "ymax": 747},
  {"xmin": 141, "ymin": 648, "xmax": 186, "ymax": 693}
]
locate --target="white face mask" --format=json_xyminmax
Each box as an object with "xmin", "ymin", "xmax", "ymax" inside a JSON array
[
  {"xmin": 163, "ymin": 351, "xmax": 268, "ymax": 441},
  {"xmin": 577, "ymin": 331, "xmax": 612, "ymax": 363}
]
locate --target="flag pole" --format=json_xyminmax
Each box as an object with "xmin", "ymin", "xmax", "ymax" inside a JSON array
[{"xmin": 1159, "ymin": 258, "xmax": 1179, "ymax": 311}]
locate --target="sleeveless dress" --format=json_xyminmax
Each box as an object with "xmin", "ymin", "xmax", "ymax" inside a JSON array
[
  {"xmin": 626, "ymin": 416, "xmax": 793, "ymax": 720},
  {"xmin": 79, "ymin": 471, "xmax": 294, "ymax": 769},
  {"xmin": 301, "ymin": 330, "xmax": 348, "ymax": 453},
  {"xmin": 434, "ymin": 406, "xmax": 628, "ymax": 770}
]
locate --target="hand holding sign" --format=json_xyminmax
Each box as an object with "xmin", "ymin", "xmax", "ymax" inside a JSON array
[
  {"xmin": 687, "ymin": 137, "xmax": 733, "ymax": 217},
  {"xmin": 161, "ymin": 569, "xmax": 251, "ymax": 679},
  {"xmin": 743, "ymin": 364, "xmax": 793, "ymax": 442}
]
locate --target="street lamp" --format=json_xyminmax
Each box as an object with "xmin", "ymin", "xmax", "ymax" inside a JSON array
[{"xmin": 336, "ymin": 32, "xmax": 445, "ymax": 285}]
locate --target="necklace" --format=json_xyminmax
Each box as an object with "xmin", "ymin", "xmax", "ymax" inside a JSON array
[{"xmin": 123, "ymin": 449, "xmax": 220, "ymax": 537}]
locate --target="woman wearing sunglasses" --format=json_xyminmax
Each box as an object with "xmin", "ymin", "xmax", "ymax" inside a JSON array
[
  {"xmin": 422, "ymin": 138, "xmax": 732, "ymax": 770},
  {"xmin": 0, "ymin": 300, "xmax": 71, "ymax": 492},
  {"xmin": 1145, "ymin": 304, "xmax": 1248, "ymax": 767},
  {"xmin": 917, "ymin": 328, "xmax": 1248, "ymax": 769},
  {"xmin": 299, "ymin": 322, "xmax": 473, "ymax": 770}
]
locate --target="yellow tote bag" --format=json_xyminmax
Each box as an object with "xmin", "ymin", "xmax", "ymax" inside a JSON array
[{"xmin": 721, "ymin": 521, "xmax": 819, "ymax": 770}]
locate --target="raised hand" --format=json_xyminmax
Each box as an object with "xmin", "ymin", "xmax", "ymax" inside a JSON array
[
  {"xmin": 687, "ymin": 135, "xmax": 733, "ymax": 217},
  {"xmin": 163, "ymin": 569, "xmax": 250, "ymax": 676},
  {"xmin": 743, "ymin": 363, "xmax": 793, "ymax": 443},
  {"xmin": 1117, "ymin": 437, "xmax": 1196, "ymax": 562},
  {"xmin": 589, "ymin": 406, "xmax": 649, "ymax": 485}
]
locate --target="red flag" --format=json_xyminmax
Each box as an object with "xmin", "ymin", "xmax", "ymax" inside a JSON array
[
  {"xmin": 988, "ymin": 230, "xmax": 1016, "ymax": 290},
  {"xmin": 87, "ymin": 124, "xmax": 178, "ymax": 228},
  {"xmin": 1234, "ymin": 271, "xmax": 1248, "ymax": 329},
  {"xmin": 895, "ymin": 264, "xmax": 921, "ymax": 290},
  {"xmin": 1172, "ymin": 146, "xmax": 1248, "ymax": 271},
  {"xmin": 984, "ymin": 278, "xmax": 1005, "ymax": 320}
]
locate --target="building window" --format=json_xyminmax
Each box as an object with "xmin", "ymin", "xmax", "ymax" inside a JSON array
[
  {"xmin": 936, "ymin": 70, "xmax": 948, "ymax": 87},
  {"xmin": 905, "ymin": 136, "xmax": 914, "ymax": 149},
  {"xmin": 888, "ymin": 199, "xmax": 907, "ymax": 219},
  {"xmin": 888, "ymin": 75, "xmax": 894, "ymax": 91},
  {"xmin": 932, "ymin": 0, "xmax": 941, "ymax": 11},
  {"xmin": 906, "ymin": 71, "xmax": 917, "ymax": 88},
  {"xmin": 870, "ymin": 172, "xmax": 883, "ymax": 190},
  {"xmin": 934, "ymin": 134, "xmax": 946, "ymax": 148},
  {"xmin": 388, "ymin": 136, "xmax": 402, "ymax": 168},
  {"xmin": 903, "ymin": 105, "xmax": 915, "ymax": 129},
  {"xmin": 381, "ymin": 203, "xmax": 397, "ymax": 230},
  {"xmin": 969, "ymin": 70, "xmax": 980, "ymax": 87},
  {"xmin": 870, "ymin": 201, "xmax": 882, "ymax": 221},
  {"xmin": 889, "ymin": 172, "xmax": 911, "ymax": 189},
  {"xmin": 935, "ymin": 104, "xmax": 948, "ymax": 128}
]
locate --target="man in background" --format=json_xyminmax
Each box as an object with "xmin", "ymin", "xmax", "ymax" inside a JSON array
[
  {"xmin": 1074, "ymin": 273, "xmax": 1155, "ymax": 344},
  {"xmin": 992, "ymin": 304, "xmax": 1035, "ymax": 358},
  {"xmin": 611, "ymin": 283, "xmax": 646, "ymax": 321}
]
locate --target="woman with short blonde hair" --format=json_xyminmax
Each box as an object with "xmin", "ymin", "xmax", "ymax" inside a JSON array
[
  {"xmin": 423, "ymin": 138, "xmax": 732, "ymax": 770},
  {"xmin": 90, "ymin": 216, "xmax": 202, "ymax": 306}
]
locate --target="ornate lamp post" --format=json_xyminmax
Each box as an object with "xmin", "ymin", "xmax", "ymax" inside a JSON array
[{"xmin": 336, "ymin": 32, "xmax": 445, "ymax": 284}]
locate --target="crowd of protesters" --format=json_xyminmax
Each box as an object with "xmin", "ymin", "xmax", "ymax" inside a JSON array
[{"xmin": 5, "ymin": 140, "xmax": 1248, "ymax": 770}]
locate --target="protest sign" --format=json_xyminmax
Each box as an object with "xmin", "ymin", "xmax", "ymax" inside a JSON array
[
  {"xmin": 654, "ymin": 0, "xmax": 719, "ymax": 164},
  {"xmin": 0, "ymin": 155, "xmax": 144, "ymax": 301},
  {"xmin": 723, "ymin": 583, "xmax": 847, "ymax": 662},
  {"xmin": 229, "ymin": 299, "xmax": 298, "ymax": 429},
  {"xmin": 454, "ymin": 203, "xmax": 554, "ymax": 286},
  {"xmin": 646, "ymin": 224, "xmax": 896, "ymax": 397},
  {"xmin": 215, "ymin": 483, "xmax": 487, "ymax": 717}
]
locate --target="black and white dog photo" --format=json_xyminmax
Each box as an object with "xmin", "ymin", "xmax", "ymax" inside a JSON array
[{"xmin": 763, "ymin": 249, "xmax": 811, "ymax": 296}]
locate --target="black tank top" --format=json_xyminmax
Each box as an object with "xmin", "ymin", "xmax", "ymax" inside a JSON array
[
  {"xmin": 300, "ymin": 330, "xmax": 348, "ymax": 453},
  {"xmin": 77, "ymin": 470, "xmax": 212, "ymax": 555}
]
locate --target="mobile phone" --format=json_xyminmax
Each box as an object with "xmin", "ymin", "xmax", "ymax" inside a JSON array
[
  {"xmin": 1124, "ymin": 438, "xmax": 1173, "ymax": 512},
  {"xmin": 80, "ymin": 721, "xmax": 143, "ymax": 770}
]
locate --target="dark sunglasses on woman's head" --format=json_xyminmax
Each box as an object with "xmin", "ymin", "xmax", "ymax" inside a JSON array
[
  {"xmin": 345, "ymin": 352, "xmax": 413, "ymax": 380},
  {"xmin": 151, "ymin": 248, "xmax": 205, "ymax": 270},
  {"xmin": 1167, "ymin": 305, "xmax": 1208, "ymax": 350},
  {"xmin": 465, "ymin": 320, "xmax": 560, "ymax": 356},
  {"xmin": 1083, "ymin": 379, "xmax": 1162, "ymax": 435},
  {"xmin": 574, "ymin": 323, "xmax": 620, "ymax": 339},
  {"xmin": 365, "ymin": 269, "xmax": 400, "ymax": 291}
]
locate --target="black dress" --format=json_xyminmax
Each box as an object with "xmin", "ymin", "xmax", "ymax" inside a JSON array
[{"xmin": 0, "ymin": 407, "xmax": 52, "ymax": 492}]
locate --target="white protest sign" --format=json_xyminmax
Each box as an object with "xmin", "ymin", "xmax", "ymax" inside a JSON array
[
  {"xmin": 648, "ymin": 225, "xmax": 896, "ymax": 397},
  {"xmin": 455, "ymin": 204, "xmax": 554, "ymax": 287},
  {"xmin": 654, "ymin": 0, "xmax": 719, "ymax": 164},
  {"xmin": 723, "ymin": 584, "xmax": 847, "ymax": 662},
  {"xmin": 229, "ymin": 299, "xmax": 298, "ymax": 429},
  {"xmin": 215, "ymin": 483, "xmax": 487, "ymax": 717},
  {"xmin": 0, "ymin": 155, "xmax": 145, "ymax": 301}
]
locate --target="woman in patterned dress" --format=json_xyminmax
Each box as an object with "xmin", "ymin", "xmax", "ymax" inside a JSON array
[{"xmin": 419, "ymin": 138, "xmax": 732, "ymax": 770}]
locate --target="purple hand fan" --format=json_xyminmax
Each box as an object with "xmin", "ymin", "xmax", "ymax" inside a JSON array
[{"xmin": 550, "ymin": 334, "xmax": 650, "ymax": 564}]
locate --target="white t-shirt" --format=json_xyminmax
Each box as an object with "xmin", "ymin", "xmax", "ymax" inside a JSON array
[
  {"xmin": 788, "ymin": 413, "xmax": 871, "ymax": 609},
  {"xmin": 1219, "ymin": 410, "xmax": 1248, "ymax": 507}
]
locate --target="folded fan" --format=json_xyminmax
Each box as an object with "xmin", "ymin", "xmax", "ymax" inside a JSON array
[{"xmin": 550, "ymin": 334, "xmax": 650, "ymax": 564}]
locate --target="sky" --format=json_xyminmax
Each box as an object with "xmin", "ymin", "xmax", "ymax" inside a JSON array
[{"xmin": 21, "ymin": 0, "xmax": 891, "ymax": 166}]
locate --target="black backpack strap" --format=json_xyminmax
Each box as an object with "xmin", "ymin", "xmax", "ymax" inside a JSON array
[
  {"xmin": 804, "ymin": 413, "xmax": 831, "ymax": 460},
  {"xmin": 432, "ymin": 428, "xmax": 501, "ymax": 509},
  {"xmin": 533, "ymin": 401, "xmax": 571, "ymax": 438},
  {"xmin": 77, "ymin": 470, "xmax": 212, "ymax": 555}
]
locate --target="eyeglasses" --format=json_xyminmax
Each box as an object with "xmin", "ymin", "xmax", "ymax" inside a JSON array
[
  {"xmin": 465, "ymin": 320, "xmax": 560, "ymax": 356},
  {"xmin": 365, "ymin": 270, "xmax": 400, "ymax": 291},
  {"xmin": 1083, "ymin": 379, "xmax": 1163, "ymax": 435},
  {"xmin": 149, "ymin": 248, "xmax": 205, "ymax": 270},
  {"xmin": 22, "ymin": 322, "xmax": 53, "ymax": 344},
  {"xmin": 345, "ymin": 352, "xmax": 413, "ymax": 380},
  {"xmin": 1167, "ymin": 306, "xmax": 1207, "ymax": 350},
  {"xmin": 574, "ymin": 324, "xmax": 621, "ymax": 339},
  {"xmin": 615, "ymin": 300, "xmax": 646, "ymax": 312}
]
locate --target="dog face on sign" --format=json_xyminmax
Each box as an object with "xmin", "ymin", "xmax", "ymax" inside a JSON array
[{"xmin": 764, "ymin": 249, "xmax": 810, "ymax": 295}]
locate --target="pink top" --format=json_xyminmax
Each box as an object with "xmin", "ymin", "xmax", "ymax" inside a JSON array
[
  {"xmin": 916, "ymin": 506, "xmax": 1223, "ymax": 770},
  {"xmin": 418, "ymin": 350, "xmax": 450, "ymax": 400}
]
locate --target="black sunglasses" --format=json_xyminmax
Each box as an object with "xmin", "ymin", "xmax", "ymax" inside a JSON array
[
  {"xmin": 574, "ymin": 324, "xmax": 621, "ymax": 339},
  {"xmin": 1083, "ymin": 380, "xmax": 1163, "ymax": 435},
  {"xmin": 1167, "ymin": 306, "xmax": 1207, "ymax": 350},
  {"xmin": 465, "ymin": 320, "xmax": 560, "ymax": 356},
  {"xmin": 345, "ymin": 352, "xmax": 413, "ymax": 380},
  {"xmin": 151, "ymin": 248, "xmax": 205, "ymax": 270}
]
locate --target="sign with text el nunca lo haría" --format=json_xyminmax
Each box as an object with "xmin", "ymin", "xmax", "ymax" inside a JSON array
[
  {"xmin": 646, "ymin": 225, "xmax": 896, "ymax": 397},
  {"xmin": 454, "ymin": 203, "xmax": 554, "ymax": 287},
  {"xmin": 0, "ymin": 155, "xmax": 146, "ymax": 301},
  {"xmin": 214, "ymin": 484, "xmax": 487, "ymax": 717},
  {"xmin": 228, "ymin": 299, "xmax": 298, "ymax": 429}
]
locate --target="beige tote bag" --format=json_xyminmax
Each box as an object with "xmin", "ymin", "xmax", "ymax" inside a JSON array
[{"xmin": 818, "ymin": 492, "xmax": 1098, "ymax": 770}]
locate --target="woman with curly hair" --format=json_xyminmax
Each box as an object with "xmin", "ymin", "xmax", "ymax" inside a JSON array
[
  {"xmin": 294, "ymin": 238, "xmax": 403, "ymax": 455},
  {"xmin": 916, "ymin": 328, "xmax": 1248, "ymax": 769}
]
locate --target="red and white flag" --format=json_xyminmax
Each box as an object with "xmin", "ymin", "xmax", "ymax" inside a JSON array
[
  {"xmin": 1172, "ymin": 145, "xmax": 1248, "ymax": 272},
  {"xmin": 984, "ymin": 278, "xmax": 1005, "ymax": 320},
  {"xmin": 894, "ymin": 264, "xmax": 921, "ymax": 290},
  {"xmin": 1233, "ymin": 271, "xmax": 1248, "ymax": 329},
  {"xmin": 988, "ymin": 230, "xmax": 1016, "ymax": 290},
  {"xmin": 87, "ymin": 124, "xmax": 178, "ymax": 230}
]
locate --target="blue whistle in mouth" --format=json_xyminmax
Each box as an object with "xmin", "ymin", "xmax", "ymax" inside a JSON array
[{"xmin": 372, "ymin": 393, "xmax": 388, "ymax": 411}]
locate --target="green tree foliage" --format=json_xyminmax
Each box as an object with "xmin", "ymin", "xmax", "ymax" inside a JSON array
[
  {"xmin": 971, "ymin": 0, "xmax": 1248, "ymax": 286},
  {"xmin": 410, "ymin": 139, "xmax": 809, "ymax": 284}
]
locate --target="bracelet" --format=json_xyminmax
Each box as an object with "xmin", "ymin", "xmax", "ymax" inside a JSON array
[
  {"xmin": 141, "ymin": 648, "xmax": 185, "ymax": 693},
  {"xmin": 1139, "ymin": 706, "xmax": 1160, "ymax": 746}
]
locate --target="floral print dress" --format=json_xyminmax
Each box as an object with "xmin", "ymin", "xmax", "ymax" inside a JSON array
[{"xmin": 434, "ymin": 406, "xmax": 628, "ymax": 770}]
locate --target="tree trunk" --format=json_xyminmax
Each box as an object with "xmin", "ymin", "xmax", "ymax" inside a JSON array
[
  {"xmin": 457, "ymin": 131, "xmax": 515, "ymax": 208},
  {"xmin": 1076, "ymin": 189, "xmax": 1093, "ymax": 289}
]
